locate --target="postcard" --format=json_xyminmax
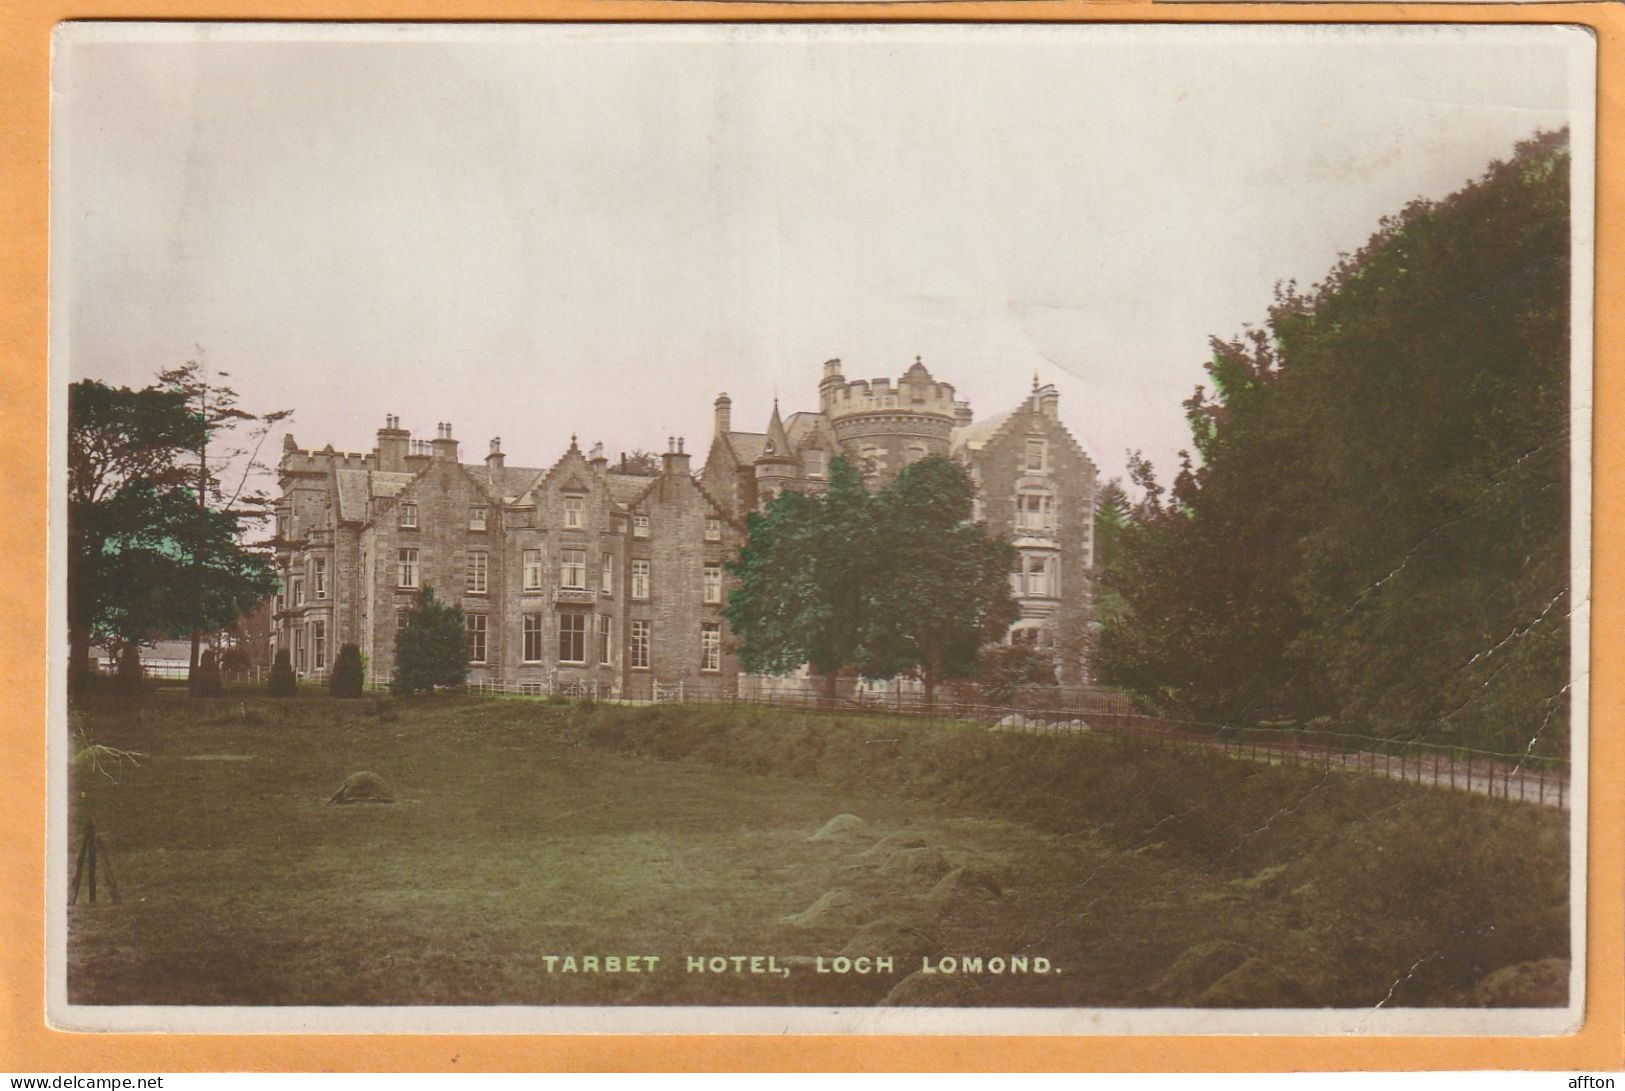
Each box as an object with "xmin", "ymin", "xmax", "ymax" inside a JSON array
[{"xmin": 45, "ymin": 20, "xmax": 1594, "ymax": 1039}]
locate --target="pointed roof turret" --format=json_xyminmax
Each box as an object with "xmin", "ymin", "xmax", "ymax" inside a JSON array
[{"xmin": 758, "ymin": 399, "xmax": 795, "ymax": 462}]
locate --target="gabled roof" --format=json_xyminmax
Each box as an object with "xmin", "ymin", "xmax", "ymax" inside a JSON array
[
  {"xmin": 950, "ymin": 410, "xmax": 1014, "ymax": 456},
  {"xmin": 725, "ymin": 431, "xmax": 767, "ymax": 464},
  {"xmin": 490, "ymin": 465, "xmax": 545, "ymax": 501},
  {"xmin": 784, "ymin": 411, "xmax": 836, "ymax": 450},
  {"xmin": 605, "ymin": 473, "xmax": 659, "ymax": 506}
]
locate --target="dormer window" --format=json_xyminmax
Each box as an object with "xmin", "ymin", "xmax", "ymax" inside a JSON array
[
  {"xmin": 399, "ymin": 501, "xmax": 418, "ymax": 529},
  {"xmin": 1026, "ymin": 439, "xmax": 1048, "ymax": 473},
  {"xmin": 563, "ymin": 495, "xmax": 584, "ymax": 529},
  {"xmin": 806, "ymin": 449, "xmax": 825, "ymax": 478}
]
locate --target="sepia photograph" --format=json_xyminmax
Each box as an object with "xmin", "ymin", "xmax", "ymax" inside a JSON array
[{"xmin": 47, "ymin": 21, "xmax": 1593, "ymax": 1036}]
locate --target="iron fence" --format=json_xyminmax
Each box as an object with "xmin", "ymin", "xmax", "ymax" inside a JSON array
[{"xmin": 458, "ymin": 676, "xmax": 1568, "ymax": 810}]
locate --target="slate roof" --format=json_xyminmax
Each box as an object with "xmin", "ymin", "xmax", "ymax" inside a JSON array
[
  {"xmin": 950, "ymin": 410, "xmax": 1015, "ymax": 456},
  {"xmin": 725, "ymin": 432, "xmax": 767, "ymax": 463},
  {"xmin": 606, "ymin": 473, "xmax": 659, "ymax": 506}
]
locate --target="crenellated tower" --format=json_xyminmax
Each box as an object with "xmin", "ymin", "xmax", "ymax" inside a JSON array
[{"xmin": 820, "ymin": 356, "xmax": 974, "ymax": 486}]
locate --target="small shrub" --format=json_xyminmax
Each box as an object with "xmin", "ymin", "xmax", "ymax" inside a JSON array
[
  {"xmin": 190, "ymin": 648, "xmax": 224, "ymax": 698},
  {"xmin": 115, "ymin": 644, "xmax": 145, "ymax": 696},
  {"xmin": 330, "ymin": 643, "xmax": 364, "ymax": 698},
  {"xmin": 267, "ymin": 648, "xmax": 297, "ymax": 698}
]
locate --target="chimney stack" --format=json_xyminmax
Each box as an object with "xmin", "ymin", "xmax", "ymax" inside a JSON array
[
  {"xmin": 714, "ymin": 393, "xmax": 732, "ymax": 437},
  {"xmin": 589, "ymin": 441, "xmax": 608, "ymax": 472},
  {"xmin": 377, "ymin": 413, "xmax": 409, "ymax": 472},
  {"xmin": 485, "ymin": 436, "xmax": 505, "ymax": 488},
  {"xmin": 662, "ymin": 436, "xmax": 692, "ymax": 477},
  {"xmin": 1035, "ymin": 384, "xmax": 1059, "ymax": 421},
  {"xmin": 431, "ymin": 421, "xmax": 458, "ymax": 462}
]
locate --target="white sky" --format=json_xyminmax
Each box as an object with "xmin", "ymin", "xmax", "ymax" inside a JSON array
[{"xmin": 52, "ymin": 23, "xmax": 1586, "ymax": 484}]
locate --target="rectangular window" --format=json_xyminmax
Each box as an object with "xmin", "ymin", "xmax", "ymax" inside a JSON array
[
  {"xmin": 312, "ymin": 620, "xmax": 326, "ymax": 670},
  {"xmin": 561, "ymin": 549, "xmax": 586, "ymax": 589},
  {"xmin": 558, "ymin": 611, "xmax": 586, "ymax": 663},
  {"xmin": 399, "ymin": 501, "xmax": 418, "ymax": 528},
  {"xmin": 631, "ymin": 559, "xmax": 650, "ymax": 600},
  {"xmin": 1026, "ymin": 439, "xmax": 1047, "ymax": 473},
  {"xmin": 523, "ymin": 548, "xmax": 544, "ymax": 591},
  {"xmin": 469, "ymin": 507, "xmax": 487, "ymax": 531},
  {"xmin": 466, "ymin": 551, "xmax": 488, "ymax": 595},
  {"xmin": 292, "ymin": 577, "xmax": 305, "ymax": 607},
  {"xmin": 701, "ymin": 622, "xmax": 721, "ymax": 672},
  {"xmin": 563, "ymin": 495, "xmax": 584, "ymax": 529},
  {"xmin": 599, "ymin": 615, "xmax": 613, "ymax": 665},
  {"xmin": 632, "ymin": 513, "xmax": 649, "ymax": 539},
  {"xmin": 705, "ymin": 517, "xmax": 722, "ymax": 542},
  {"xmin": 397, "ymin": 548, "xmax": 419, "ymax": 588},
  {"xmin": 601, "ymin": 552, "xmax": 615, "ymax": 595},
  {"xmin": 703, "ymin": 563, "xmax": 722, "ymax": 604},
  {"xmin": 522, "ymin": 615, "xmax": 544, "ymax": 662},
  {"xmin": 1018, "ymin": 493, "xmax": 1055, "ymax": 532},
  {"xmin": 630, "ymin": 620, "xmax": 650, "ymax": 669},
  {"xmin": 313, "ymin": 557, "xmax": 328, "ymax": 599},
  {"xmin": 806, "ymin": 450, "xmax": 825, "ymax": 478},
  {"xmin": 396, "ymin": 606, "xmax": 410, "ymax": 631},
  {"xmin": 294, "ymin": 629, "xmax": 306, "ymax": 674},
  {"xmin": 467, "ymin": 613, "xmax": 487, "ymax": 663}
]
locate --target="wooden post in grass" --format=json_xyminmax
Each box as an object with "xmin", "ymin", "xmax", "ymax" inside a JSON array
[{"xmin": 69, "ymin": 822, "xmax": 120, "ymax": 906}]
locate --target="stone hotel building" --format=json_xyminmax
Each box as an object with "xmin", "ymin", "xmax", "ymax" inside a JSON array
[{"xmin": 272, "ymin": 358, "xmax": 1098, "ymax": 694}]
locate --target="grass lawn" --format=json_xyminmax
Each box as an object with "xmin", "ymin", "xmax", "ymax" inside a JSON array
[{"xmin": 66, "ymin": 688, "xmax": 1569, "ymax": 1008}]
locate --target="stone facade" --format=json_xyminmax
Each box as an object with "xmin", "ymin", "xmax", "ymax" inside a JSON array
[{"xmin": 273, "ymin": 357, "xmax": 1097, "ymax": 690}]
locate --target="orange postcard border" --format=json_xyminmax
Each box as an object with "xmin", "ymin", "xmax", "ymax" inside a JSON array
[{"xmin": 3, "ymin": 1, "xmax": 1619, "ymax": 1073}]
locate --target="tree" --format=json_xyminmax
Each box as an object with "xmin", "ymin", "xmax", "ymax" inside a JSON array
[
  {"xmin": 66, "ymin": 366, "xmax": 285, "ymax": 691},
  {"xmin": 267, "ymin": 648, "xmax": 296, "ymax": 697},
  {"xmin": 67, "ymin": 380, "xmax": 203, "ymax": 685},
  {"xmin": 1096, "ymin": 130, "xmax": 1571, "ymax": 754},
  {"xmin": 154, "ymin": 358, "xmax": 291, "ymax": 685},
  {"xmin": 190, "ymin": 648, "xmax": 223, "ymax": 698},
  {"xmin": 330, "ymin": 643, "xmax": 365, "ymax": 698},
  {"xmin": 725, "ymin": 458, "xmax": 877, "ymax": 697},
  {"xmin": 610, "ymin": 450, "xmax": 662, "ymax": 475},
  {"xmin": 392, "ymin": 587, "xmax": 468, "ymax": 695},
  {"xmin": 859, "ymin": 458, "xmax": 1020, "ymax": 705}
]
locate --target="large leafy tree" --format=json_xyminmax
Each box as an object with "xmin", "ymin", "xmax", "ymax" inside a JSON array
[
  {"xmin": 859, "ymin": 458, "xmax": 1019, "ymax": 705},
  {"xmin": 67, "ymin": 376, "xmax": 278, "ymax": 686},
  {"xmin": 67, "ymin": 380, "xmax": 202, "ymax": 683},
  {"xmin": 725, "ymin": 458, "xmax": 875, "ymax": 696},
  {"xmin": 1097, "ymin": 130, "xmax": 1571, "ymax": 754},
  {"xmin": 726, "ymin": 456, "xmax": 1019, "ymax": 703},
  {"xmin": 392, "ymin": 587, "xmax": 468, "ymax": 695}
]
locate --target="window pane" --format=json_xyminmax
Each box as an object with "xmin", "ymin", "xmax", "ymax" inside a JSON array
[{"xmin": 559, "ymin": 611, "xmax": 586, "ymax": 662}]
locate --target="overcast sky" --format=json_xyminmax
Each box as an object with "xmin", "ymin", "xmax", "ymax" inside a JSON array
[{"xmin": 52, "ymin": 23, "xmax": 1588, "ymax": 484}]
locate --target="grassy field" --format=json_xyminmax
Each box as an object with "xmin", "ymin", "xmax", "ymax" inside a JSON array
[{"xmin": 66, "ymin": 688, "xmax": 1570, "ymax": 1008}]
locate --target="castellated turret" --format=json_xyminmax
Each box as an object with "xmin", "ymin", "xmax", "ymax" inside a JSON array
[{"xmin": 821, "ymin": 356, "xmax": 974, "ymax": 486}]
